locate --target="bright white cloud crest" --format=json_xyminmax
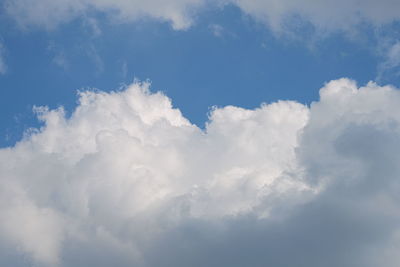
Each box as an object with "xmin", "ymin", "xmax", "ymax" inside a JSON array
[{"xmin": 1, "ymin": 79, "xmax": 400, "ymax": 266}]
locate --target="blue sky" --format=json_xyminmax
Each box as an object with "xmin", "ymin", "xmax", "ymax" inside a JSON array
[{"xmin": 0, "ymin": 3, "xmax": 392, "ymax": 146}]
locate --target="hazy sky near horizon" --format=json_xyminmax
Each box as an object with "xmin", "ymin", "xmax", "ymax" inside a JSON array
[{"xmin": 2, "ymin": 1, "xmax": 400, "ymax": 266}]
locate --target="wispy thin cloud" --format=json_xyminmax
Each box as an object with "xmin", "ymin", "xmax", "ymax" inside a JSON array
[
  {"xmin": 0, "ymin": 42, "xmax": 7, "ymax": 75},
  {"xmin": 87, "ymin": 44, "xmax": 104, "ymax": 74},
  {"xmin": 47, "ymin": 42, "xmax": 69, "ymax": 70},
  {"xmin": 377, "ymin": 40, "xmax": 400, "ymax": 81}
]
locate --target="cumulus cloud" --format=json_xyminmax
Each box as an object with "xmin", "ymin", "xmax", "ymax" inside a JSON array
[
  {"xmin": 4, "ymin": 0, "xmax": 400, "ymax": 33},
  {"xmin": 1, "ymin": 79, "xmax": 400, "ymax": 266}
]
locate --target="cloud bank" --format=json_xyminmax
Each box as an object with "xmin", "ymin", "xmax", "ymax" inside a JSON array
[
  {"xmin": 1, "ymin": 78, "xmax": 400, "ymax": 266},
  {"xmin": 5, "ymin": 0, "xmax": 400, "ymax": 32}
]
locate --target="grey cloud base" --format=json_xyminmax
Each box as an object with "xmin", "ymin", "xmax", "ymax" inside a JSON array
[{"xmin": 1, "ymin": 79, "xmax": 400, "ymax": 266}]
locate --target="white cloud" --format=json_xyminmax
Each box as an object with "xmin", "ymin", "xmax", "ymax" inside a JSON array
[
  {"xmin": 86, "ymin": 45, "xmax": 104, "ymax": 74},
  {"xmin": 208, "ymin": 23, "xmax": 236, "ymax": 39},
  {"xmin": 83, "ymin": 17, "xmax": 102, "ymax": 37},
  {"xmin": 121, "ymin": 61, "xmax": 128, "ymax": 78},
  {"xmin": 209, "ymin": 24, "xmax": 224, "ymax": 37},
  {"xmin": 225, "ymin": 0, "xmax": 400, "ymax": 35},
  {"xmin": 47, "ymin": 43, "xmax": 69, "ymax": 70},
  {"xmin": 5, "ymin": 0, "xmax": 400, "ymax": 33},
  {"xmin": 377, "ymin": 41, "xmax": 400, "ymax": 81},
  {"xmin": 1, "ymin": 79, "xmax": 400, "ymax": 266},
  {"xmin": 4, "ymin": 0, "xmax": 203, "ymax": 30}
]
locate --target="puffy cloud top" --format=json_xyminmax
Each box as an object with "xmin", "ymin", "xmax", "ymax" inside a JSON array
[{"xmin": 1, "ymin": 79, "xmax": 400, "ymax": 266}]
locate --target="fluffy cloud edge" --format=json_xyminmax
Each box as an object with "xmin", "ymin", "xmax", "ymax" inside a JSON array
[{"xmin": 1, "ymin": 79, "xmax": 400, "ymax": 266}]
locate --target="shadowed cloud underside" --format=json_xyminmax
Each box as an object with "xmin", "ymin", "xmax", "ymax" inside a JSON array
[{"xmin": 0, "ymin": 79, "xmax": 400, "ymax": 266}]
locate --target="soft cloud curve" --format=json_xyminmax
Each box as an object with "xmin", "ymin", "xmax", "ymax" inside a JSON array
[{"xmin": 1, "ymin": 79, "xmax": 400, "ymax": 266}]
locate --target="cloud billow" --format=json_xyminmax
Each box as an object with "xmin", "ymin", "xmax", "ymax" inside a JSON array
[{"xmin": 0, "ymin": 79, "xmax": 400, "ymax": 266}]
